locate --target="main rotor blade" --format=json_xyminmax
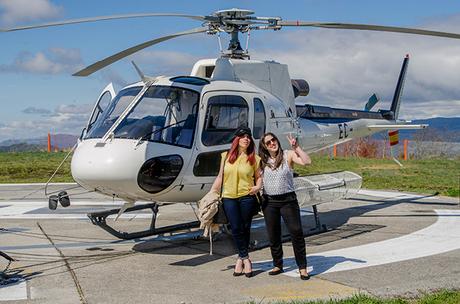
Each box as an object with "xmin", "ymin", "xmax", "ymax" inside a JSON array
[
  {"xmin": 0, "ymin": 13, "xmax": 205, "ymax": 32},
  {"xmin": 279, "ymin": 21, "xmax": 460, "ymax": 39},
  {"xmin": 73, "ymin": 27, "xmax": 208, "ymax": 77}
]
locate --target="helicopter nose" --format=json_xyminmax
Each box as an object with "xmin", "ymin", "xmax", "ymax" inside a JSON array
[{"xmin": 71, "ymin": 139, "xmax": 146, "ymax": 196}]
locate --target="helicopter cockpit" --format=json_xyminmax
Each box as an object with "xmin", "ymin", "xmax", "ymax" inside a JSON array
[
  {"xmin": 115, "ymin": 86, "xmax": 198, "ymax": 148},
  {"xmin": 85, "ymin": 86, "xmax": 141, "ymax": 139},
  {"xmin": 84, "ymin": 84, "xmax": 200, "ymax": 148}
]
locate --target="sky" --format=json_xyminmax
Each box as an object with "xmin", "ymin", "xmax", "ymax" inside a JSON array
[{"xmin": 1, "ymin": 0, "xmax": 460, "ymax": 140}]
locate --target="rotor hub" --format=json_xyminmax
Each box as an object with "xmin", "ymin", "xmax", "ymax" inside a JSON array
[
  {"xmin": 213, "ymin": 8, "xmax": 255, "ymax": 19},
  {"xmin": 205, "ymin": 8, "xmax": 281, "ymax": 59}
]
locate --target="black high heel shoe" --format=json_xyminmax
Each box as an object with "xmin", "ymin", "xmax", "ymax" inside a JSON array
[
  {"xmin": 243, "ymin": 258, "xmax": 253, "ymax": 278},
  {"xmin": 233, "ymin": 258, "xmax": 244, "ymax": 277},
  {"xmin": 299, "ymin": 269, "xmax": 310, "ymax": 280}
]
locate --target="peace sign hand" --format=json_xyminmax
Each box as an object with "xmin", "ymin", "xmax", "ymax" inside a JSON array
[{"xmin": 287, "ymin": 133, "xmax": 298, "ymax": 149}]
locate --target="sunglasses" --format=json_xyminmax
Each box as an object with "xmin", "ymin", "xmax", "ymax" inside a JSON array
[{"xmin": 264, "ymin": 138, "xmax": 277, "ymax": 145}]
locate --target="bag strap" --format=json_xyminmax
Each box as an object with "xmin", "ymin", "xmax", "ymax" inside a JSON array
[
  {"xmin": 219, "ymin": 152, "xmax": 228, "ymax": 198},
  {"xmin": 253, "ymin": 159, "xmax": 263, "ymax": 205}
]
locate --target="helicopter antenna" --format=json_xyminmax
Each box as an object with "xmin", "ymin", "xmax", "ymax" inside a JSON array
[
  {"xmin": 131, "ymin": 61, "xmax": 156, "ymax": 83},
  {"xmin": 131, "ymin": 61, "xmax": 146, "ymax": 82}
]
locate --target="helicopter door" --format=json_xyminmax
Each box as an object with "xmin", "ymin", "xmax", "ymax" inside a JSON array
[
  {"xmin": 82, "ymin": 83, "xmax": 116, "ymax": 138},
  {"xmin": 180, "ymin": 92, "xmax": 251, "ymax": 196},
  {"xmin": 267, "ymin": 99, "xmax": 296, "ymax": 138}
]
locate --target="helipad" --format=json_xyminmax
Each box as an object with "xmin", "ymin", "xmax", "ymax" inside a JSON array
[{"xmin": 1, "ymin": 184, "xmax": 459, "ymax": 303}]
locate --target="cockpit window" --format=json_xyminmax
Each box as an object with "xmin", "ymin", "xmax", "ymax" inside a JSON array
[
  {"xmin": 87, "ymin": 91, "xmax": 111, "ymax": 133},
  {"xmin": 85, "ymin": 87, "xmax": 142, "ymax": 139},
  {"xmin": 202, "ymin": 95, "xmax": 249, "ymax": 146},
  {"xmin": 113, "ymin": 86, "xmax": 199, "ymax": 148}
]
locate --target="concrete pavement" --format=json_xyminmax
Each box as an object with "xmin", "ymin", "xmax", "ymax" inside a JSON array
[{"xmin": 0, "ymin": 184, "xmax": 459, "ymax": 303}]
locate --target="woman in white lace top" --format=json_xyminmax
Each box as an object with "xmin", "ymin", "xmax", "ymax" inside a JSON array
[{"xmin": 258, "ymin": 132, "xmax": 311, "ymax": 280}]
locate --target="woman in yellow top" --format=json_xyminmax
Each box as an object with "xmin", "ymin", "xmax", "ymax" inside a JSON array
[{"xmin": 211, "ymin": 127, "xmax": 262, "ymax": 278}]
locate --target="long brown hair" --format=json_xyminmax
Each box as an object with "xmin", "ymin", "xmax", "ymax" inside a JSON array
[
  {"xmin": 258, "ymin": 132, "xmax": 284, "ymax": 169},
  {"xmin": 227, "ymin": 135, "xmax": 256, "ymax": 165}
]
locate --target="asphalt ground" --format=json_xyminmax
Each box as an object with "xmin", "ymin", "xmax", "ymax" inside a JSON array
[{"xmin": 0, "ymin": 183, "xmax": 459, "ymax": 303}]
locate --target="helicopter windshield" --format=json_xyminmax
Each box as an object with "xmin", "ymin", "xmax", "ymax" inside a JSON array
[
  {"xmin": 113, "ymin": 86, "xmax": 199, "ymax": 148},
  {"xmin": 85, "ymin": 86, "xmax": 143, "ymax": 139}
]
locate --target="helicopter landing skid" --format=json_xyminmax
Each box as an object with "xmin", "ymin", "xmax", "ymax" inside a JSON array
[{"xmin": 87, "ymin": 203, "xmax": 200, "ymax": 240}]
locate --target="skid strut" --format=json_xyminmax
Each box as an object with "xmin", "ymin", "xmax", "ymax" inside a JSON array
[
  {"xmin": 0, "ymin": 250, "xmax": 14, "ymax": 282},
  {"xmin": 311, "ymin": 205, "xmax": 327, "ymax": 233},
  {"xmin": 87, "ymin": 203, "xmax": 200, "ymax": 240}
]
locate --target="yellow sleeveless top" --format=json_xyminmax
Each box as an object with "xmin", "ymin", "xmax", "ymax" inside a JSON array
[{"xmin": 221, "ymin": 152, "xmax": 261, "ymax": 199}]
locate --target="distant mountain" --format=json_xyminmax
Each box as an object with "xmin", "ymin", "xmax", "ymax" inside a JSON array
[
  {"xmin": 50, "ymin": 134, "xmax": 79, "ymax": 149},
  {"xmin": 0, "ymin": 134, "xmax": 78, "ymax": 151},
  {"xmin": 399, "ymin": 117, "xmax": 460, "ymax": 142},
  {"xmin": 0, "ymin": 143, "xmax": 44, "ymax": 152},
  {"xmin": 0, "ymin": 138, "xmax": 45, "ymax": 147},
  {"xmin": 371, "ymin": 117, "xmax": 460, "ymax": 142},
  {"xmin": 411, "ymin": 117, "xmax": 460, "ymax": 132}
]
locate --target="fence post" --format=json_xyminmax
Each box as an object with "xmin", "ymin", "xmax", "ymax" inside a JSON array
[
  {"xmin": 47, "ymin": 133, "xmax": 51, "ymax": 153},
  {"xmin": 404, "ymin": 139, "xmax": 408, "ymax": 160}
]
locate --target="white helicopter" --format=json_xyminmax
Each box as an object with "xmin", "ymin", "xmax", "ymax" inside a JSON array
[{"xmin": 4, "ymin": 8, "xmax": 460, "ymax": 239}]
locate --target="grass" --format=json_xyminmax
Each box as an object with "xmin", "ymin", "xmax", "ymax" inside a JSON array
[
  {"xmin": 0, "ymin": 151, "xmax": 73, "ymax": 183},
  {"xmin": 248, "ymin": 289, "xmax": 460, "ymax": 304},
  {"xmin": 0, "ymin": 152, "xmax": 458, "ymax": 198}
]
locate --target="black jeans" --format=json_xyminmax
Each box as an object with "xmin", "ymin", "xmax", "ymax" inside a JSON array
[
  {"xmin": 262, "ymin": 195, "xmax": 307, "ymax": 269},
  {"xmin": 222, "ymin": 195, "xmax": 256, "ymax": 259}
]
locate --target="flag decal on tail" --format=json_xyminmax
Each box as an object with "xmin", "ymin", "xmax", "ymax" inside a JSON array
[{"xmin": 389, "ymin": 130, "xmax": 399, "ymax": 146}]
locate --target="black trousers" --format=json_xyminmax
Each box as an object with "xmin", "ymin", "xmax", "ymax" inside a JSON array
[{"xmin": 262, "ymin": 196, "xmax": 307, "ymax": 269}]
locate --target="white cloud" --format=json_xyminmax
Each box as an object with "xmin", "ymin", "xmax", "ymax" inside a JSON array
[
  {"xmin": 22, "ymin": 106, "xmax": 51, "ymax": 115},
  {"xmin": 16, "ymin": 52, "xmax": 61, "ymax": 74},
  {"xmin": 0, "ymin": 103, "xmax": 92, "ymax": 139},
  {"xmin": 0, "ymin": 48, "xmax": 83, "ymax": 74},
  {"xmin": 0, "ymin": 0, "xmax": 62, "ymax": 25},
  {"xmin": 399, "ymin": 100, "xmax": 460, "ymax": 120},
  {"xmin": 55, "ymin": 104, "xmax": 92, "ymax": 115},
  {"xmin": 251, "ymin": 17, "xmax": 460, "ymax": 119},
  {"xmin": 49, "ymin": 47, "xmax": 81, "ymax": 64}
]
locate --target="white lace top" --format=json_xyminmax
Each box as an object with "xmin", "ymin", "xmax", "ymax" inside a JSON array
[{"xmin": 262, "ymin": 151, "xmax": 295, "ymax": 195}]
